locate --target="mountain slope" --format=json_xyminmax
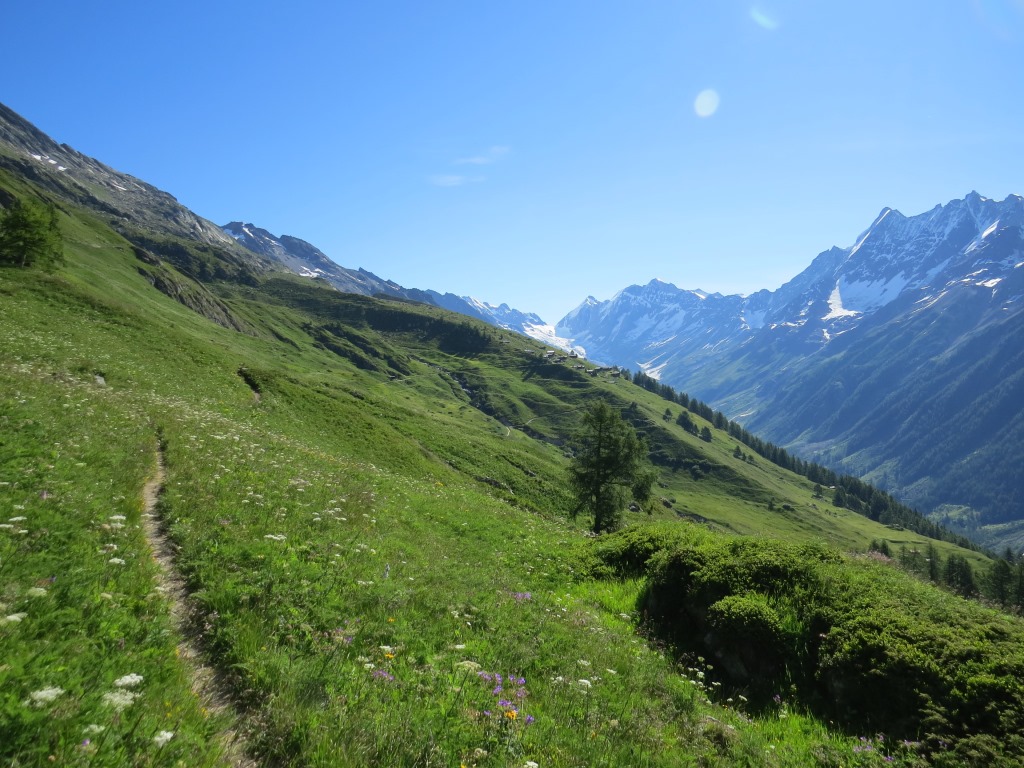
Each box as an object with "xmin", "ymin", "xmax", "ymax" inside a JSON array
[
  {"xmin": 557, "ymin": 193, "xmax": 1024, "ymax": 550},
  {"xmin": 221, "ymin": 220, "xmax": 561, "ymax": 343}
]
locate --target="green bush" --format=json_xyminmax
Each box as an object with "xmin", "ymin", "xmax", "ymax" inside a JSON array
[{"xmin": 617, "ymin": 532, "xmax": 1024, "ymax": 760}]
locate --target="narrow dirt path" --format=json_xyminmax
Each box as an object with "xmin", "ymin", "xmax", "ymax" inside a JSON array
[{"xmin": 142, "ymin": 443, "xmax": 257, "ymax": 768}]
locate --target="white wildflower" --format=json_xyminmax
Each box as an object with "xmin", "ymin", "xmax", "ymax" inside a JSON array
[
  {"xmin": 109, "ymin": 515, "xmax": 126, "ymax": 521},
  {"xmin": 9, "ymin": 516, "xmax": 27, "ymax": 522},
  {"xmin": 113, "ymin": 673, "xmax": 144, "ymax": 688},
  {"xmin": 108, "ymin": 557, "xmax": 126, "ymax": 565},
  {"xmin": 153, "ymin": 730, "xmax": 175, "ymax": 747},
  {"xmin": 26, "ymin": 587, "xmax": 48, "ymax": 597},
  {"xmin": 83, "ymin": 724, "xmax": 106, "ymax": 735},
  {"xmin": 577, "ymin": 659, "xmax": 591, "ymax": 667},
  {"xmin": 24, "ymin": 687, "xmax": 65, "ymax": 707},
  {"xmin": 525, "ymin": 762, "xmax": 540, "ymax": 768},
  {"xmin": 578, "ymin": 679, "xmax": 592, "ymax": 689},
  {"xmin": 102, "ymin": 689, "xmax": 139, "ymax": 711},
  {"xmin": 3, "ymin": 612, "xmax": 28, "ymax": 624}
]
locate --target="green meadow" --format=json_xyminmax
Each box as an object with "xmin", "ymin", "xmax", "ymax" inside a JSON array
[{"xmin": 2, "ymin": 173, "xmax": 1024, "ymax": 766}]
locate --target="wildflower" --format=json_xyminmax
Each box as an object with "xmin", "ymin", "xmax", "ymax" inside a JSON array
[
  {"xmin": 372, "ymin": 669, "xmax": 394, "ymax": 682},
  {"xmin": 9, "ymin": 516, "xmax": 27, "ymax": 522},
  {"xmin": 379, "ymin": 645, "xmax": 394, "ymax": 653},
  {"xmin": 153, "ymin": 730, "xmax": 175, "ymax": 747},
  {"xmin": 24, "ymin": 687, "xmax": 65, "ymax": 707},
  {"xmin": 110, "ymin": 515, "xmax": 126, "ymax": 521},
  {"xmin": 114, "ymin": 673, "xmax": 144, "ymax": 688},
  {"xmin": 505, "ymin": 709, "xmax": 518, "ymax": 721},
  {"xmin": 83, "ymin": 724, "xmax": 105, "ymax": 735},
  {"xmin": 456, "ymin": 660, "xmax": 481, "ymax": 672},
  {"xmin": 102, "ymin": 689, "xmax": 139, "ymax": 711},
  {"xmin": 108, "ymin": 558, "xmax": 126, "ymax": 565},
  {"xmin": 578, "ymin": 679, "xmax": 592, "ymax": 689},
  {"xmin": 512, "ymin": 591, "xmax": 532, "ymax": 601},
  {"xmin": 363, "ymin": 662, "xmax": 375, "ymax": 670},
  {"xmin": 525, "ymin": 761, "xmax": 539, "ymax": 768},
  {"xmin": 525, "ymin": 715, "xmax": 535, "ymax": 725},
  {"xmin": 3, "ymin": 612, "xmax": 28, "ymax": 624}
]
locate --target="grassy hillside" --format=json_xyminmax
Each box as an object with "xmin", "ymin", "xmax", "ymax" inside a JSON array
[{"xmin": 3, "ymin": 173, "xmax": 1024, "ymax": 766}]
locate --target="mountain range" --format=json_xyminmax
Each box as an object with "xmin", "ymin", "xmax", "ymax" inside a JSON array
[
  {"xmin": 556, "ymin": 192, "xmax": 1024, "ymax": 550},
  {"xmin": 3, "ymin": 98, "xmax": 1021, "ymax": 550},
  {"xmin": 219, "ymin": 220, "xmax": 562, "ymax": 342}
]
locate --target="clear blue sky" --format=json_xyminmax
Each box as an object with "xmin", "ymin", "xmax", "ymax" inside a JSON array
[{"xmin": 4, "ymin": 1, "xmax": 1024, "ymax": 323}]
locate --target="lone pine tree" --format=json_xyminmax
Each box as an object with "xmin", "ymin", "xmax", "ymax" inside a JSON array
[{"xmin": 568, "ymin": 400, "xmax": 656, "ymax": 533}]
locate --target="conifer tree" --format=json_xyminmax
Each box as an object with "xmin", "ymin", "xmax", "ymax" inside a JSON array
[
  {"xmin": 568, "ymin": 401, "xmax": 656, "ymax": 533},
  {"xmin": 0, "ymin": 197, "xmax": 63, "ymax": 269}
]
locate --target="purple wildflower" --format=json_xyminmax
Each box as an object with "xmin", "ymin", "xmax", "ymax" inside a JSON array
[
  {"xmin": 372, "ymin": 669, "xmax": 394, "ymax": 682},
  {"xmin": 525, "ymin": 714, "xmax": 535, "ymax": 725}
]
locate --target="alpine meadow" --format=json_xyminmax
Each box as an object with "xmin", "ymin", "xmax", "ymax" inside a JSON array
[{"xmin": 3, "ymin": 100, "xmax": 1024, "ymax": 768}]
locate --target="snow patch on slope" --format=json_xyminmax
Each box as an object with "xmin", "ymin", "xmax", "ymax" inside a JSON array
[{"xmin": 822, "ymin": 284, "xmax": 859, "ymax": 320}]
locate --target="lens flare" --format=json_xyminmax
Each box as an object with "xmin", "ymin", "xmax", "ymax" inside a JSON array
[{"xmin": 694, "ymin": 89, "xmax": 720, "ymax": 118}]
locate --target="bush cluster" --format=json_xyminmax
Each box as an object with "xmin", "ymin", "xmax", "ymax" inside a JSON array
[{"xmin": 592, "ymin": 526, "xmax": 1024, "ymax": 765}]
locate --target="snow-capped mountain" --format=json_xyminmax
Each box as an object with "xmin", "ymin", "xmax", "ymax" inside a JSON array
[
  {"xmin": 558, "ymin": 192, "xmax": 1024, "ymax": 549},
  {"xmin": 222, "ymin": 222, "xmax": 558, "ymax": 343},
  {"xmin": 559, "ymin": 192, "xmax": 1024, "ymax": 386}
]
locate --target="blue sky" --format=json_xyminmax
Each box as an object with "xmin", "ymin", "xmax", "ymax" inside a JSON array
[{"xmin": 4, "ymin": 1, "xmax": 1024, "ymax": 323}]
